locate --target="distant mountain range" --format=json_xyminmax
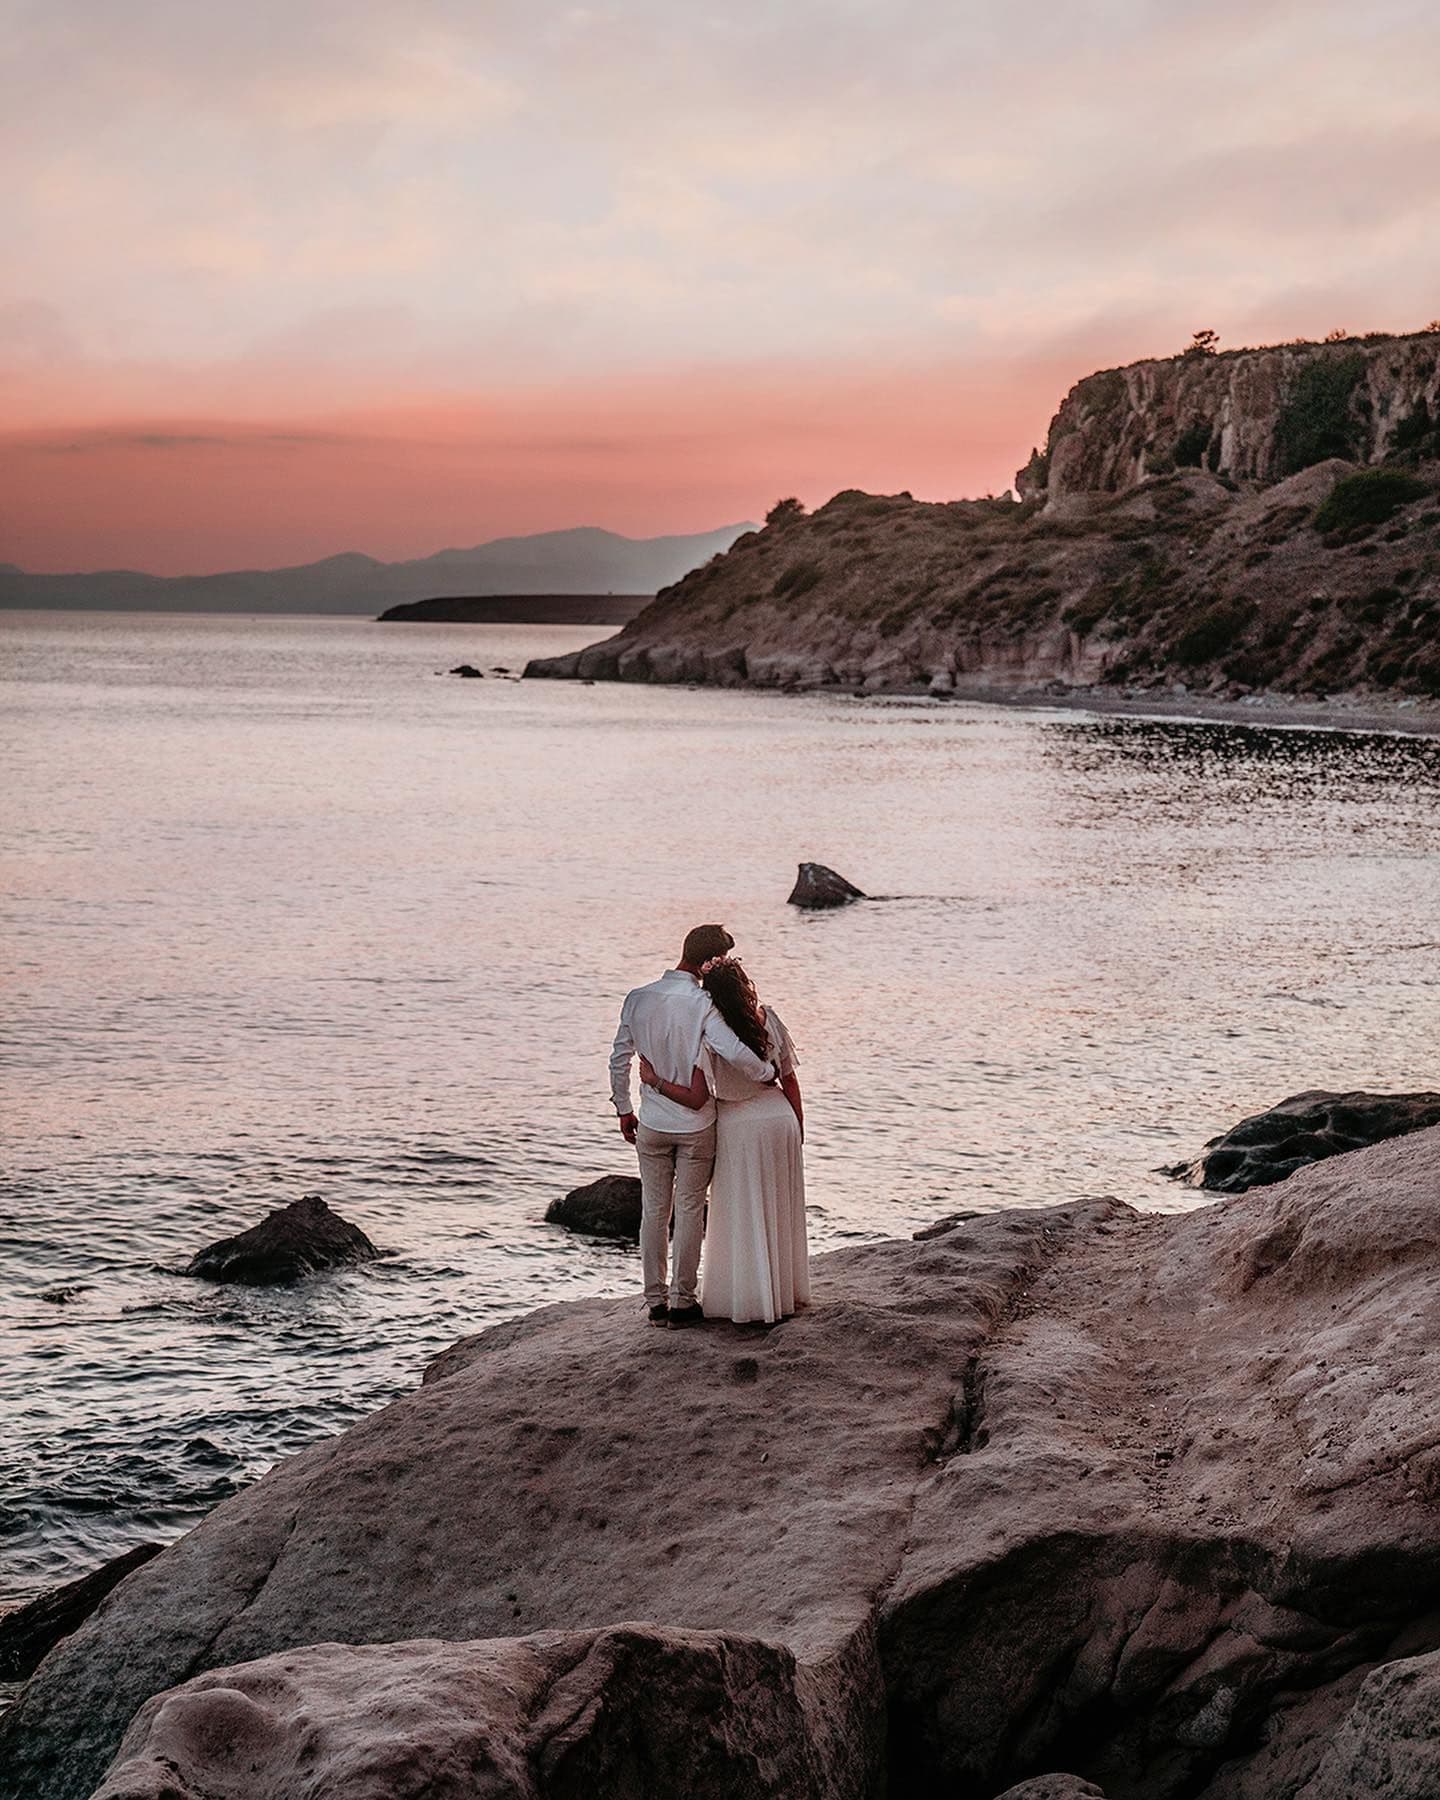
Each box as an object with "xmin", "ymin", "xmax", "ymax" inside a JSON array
[{"xmin": 0, "ymin": 524, "xmax": 757, "ymax": 615}]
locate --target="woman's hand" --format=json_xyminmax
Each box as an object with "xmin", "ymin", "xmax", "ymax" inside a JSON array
[{"xmin": 638, "ymin": 1055, "xmax": 659, "ymax": 1088}]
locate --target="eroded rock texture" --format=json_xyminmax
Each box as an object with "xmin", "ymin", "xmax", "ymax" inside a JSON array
[
  {"xmin": 1031, "ymin": 332, "xmax": 1440, "ymax": 501},
  {"xmin": 2, "ymin": 1130, "xmax": 1438, "ymax": 1800},
  {"xmin": 91, "ymin": 1626, "xmax": 877, "ymax": 1800},
  {"xmin": 1169, "ymin": 1088, "xmax": 1440, "ymax": 1191},
  {"xmin": 183, "ymin": 1195, "xmax": 381, "ymax": 1286}
]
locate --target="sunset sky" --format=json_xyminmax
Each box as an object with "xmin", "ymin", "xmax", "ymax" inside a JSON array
[{"xmin": 4, "ymin": 0, "xmax": 1438, "ymax": 574}]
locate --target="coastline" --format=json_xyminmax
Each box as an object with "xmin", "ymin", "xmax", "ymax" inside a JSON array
[
  {"xmin": 531, "ymin": 654, "xmax": 1440, "ymax": 738},
  {"xmin": 887, "ymin": 679, "xmax": 1440, "ymax": 738}
]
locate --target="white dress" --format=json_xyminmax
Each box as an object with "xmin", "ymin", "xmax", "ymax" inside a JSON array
[{"xmin": 702, "ymin": 1007, "xmax": 810, "ymax": 1324}]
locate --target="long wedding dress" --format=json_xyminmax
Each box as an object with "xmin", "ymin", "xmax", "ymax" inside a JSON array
[{"xmin": 701, "ymin": 1008, "xmax": 810, "ymax": 1324}]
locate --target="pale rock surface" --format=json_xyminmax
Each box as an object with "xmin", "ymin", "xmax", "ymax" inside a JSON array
[
  {"xmin": 2, "ymin": 1132, "xmax": 1439, "ymax": 1800},
  {"xmin": 1298, "ymin": 1647, "xmax": 1440, "ymax": 1798},
  {"xmin": 91, "ymin": 1626, "xmax": 872, "ymax": 1800}
]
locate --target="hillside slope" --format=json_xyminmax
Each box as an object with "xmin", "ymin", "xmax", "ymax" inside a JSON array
[
  {"xmin": 526, "ymin": 461, "xmax": 1440, "ymax": 703},
  {"xmin": 527, "ymin": 333, "xmax": 1440, "ymax": 707}
]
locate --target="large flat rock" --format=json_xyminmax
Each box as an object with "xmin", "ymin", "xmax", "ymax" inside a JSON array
[{"xmin": 3, "ymin": 1130, "xmax": 1439, "ymax": 1800}]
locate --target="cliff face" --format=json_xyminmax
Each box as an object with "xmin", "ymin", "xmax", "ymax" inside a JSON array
[
  {"xmin": 526, "ymin": 461, "xmax": 1440, "ymax": 703},
  {"xmin": 1024, "ymin": 331, "xmax": 1440, "ymax": 501}
]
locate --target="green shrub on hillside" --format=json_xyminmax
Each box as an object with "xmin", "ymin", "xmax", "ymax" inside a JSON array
[
  {"xmin": 765, "ymin": 497, "xmax": 806, "ymax": 527},
  {"xmin": 1173, "ymin": 421, "xmax": 1213, "ymax": 467},
  {"xmin": 1173, "ymin": 600, "xmax": 1255, "ymax": 665},
  {"xmin": 1275, "ymin": 353, "xmax": 1366, "ymax": 473},
  {"xmin": 772, "ymin": 559, "xmax": 824, "ymax": 599},
  {"xmin": 1314, "ymin": 469, "xmax": 1429, "ymax": 534},
  {"xmin": 1074, "ymin": 369, "xmax": 1125, "ymax": 416},
  {"xmin": 1390, "ymin": 400, "xmax": 1440, "ymax": 461}
]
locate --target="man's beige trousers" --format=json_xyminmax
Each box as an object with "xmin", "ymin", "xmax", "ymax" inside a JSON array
[{"xmin": 635, "ymin": 1121, "xmax": 716, "ymax": 1307}]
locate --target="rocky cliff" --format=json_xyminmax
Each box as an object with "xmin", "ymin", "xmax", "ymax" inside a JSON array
[
  {"xmin": 525, "ymin": 334, "xmax": 1440, "ymax": 709},
  {"xmin": 3, "ymin": 1127, "xmax": 1439, "ymax": 1800},
  {"xmin": 1023, "ymin": 330, "xmax": 1440, "ymax": 502}
]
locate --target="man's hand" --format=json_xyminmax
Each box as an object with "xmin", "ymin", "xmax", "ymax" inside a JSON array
[{"xmin": 618, "ymin": 1112, "xmax": 638, "ymax": 1144}]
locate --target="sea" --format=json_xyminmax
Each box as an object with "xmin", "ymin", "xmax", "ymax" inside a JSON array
[{"xmin": 3, "ymin": 609, "xmax": 1438, "ymax": 1620}]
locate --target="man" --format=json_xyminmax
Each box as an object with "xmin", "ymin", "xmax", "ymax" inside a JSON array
[{"xmin": 610, "ymin": 923, "xmax": 775, "ymax": 1327}]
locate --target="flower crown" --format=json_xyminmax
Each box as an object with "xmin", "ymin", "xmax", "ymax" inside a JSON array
[{"xmin": 700, "ymin": 954, "xmax": 741, "ymax": 976}]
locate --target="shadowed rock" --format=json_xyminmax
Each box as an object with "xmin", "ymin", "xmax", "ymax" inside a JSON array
[
  {"xmin": 997, "ymin": 1780, "xmax": 1107, "ymax": 1799},
  {"xmin": 543, "ymin": 1175, "xmax": 642, "ymax": 1242},
  {"xmin": 787, "ymin": 863, "xmax": 865, "ymax": 909},
  {"xmin": 0, "ymin": 1545, "xmax": 162, "ymax": 1682},
  {"xmin": 6, "ymin": 1130, "xmax": 1440, "ymax": 1800},
  {"xmin": 1167, "ymin": 1088, "xmax": 1440, "ymax": 1191},
  {"xmin": 448, "ymin": 663, "xmax": 484, "ymax": 678},
  {"xmin": 183, "ymin": 1195, "xmax": 380, "ymax": 1286}
]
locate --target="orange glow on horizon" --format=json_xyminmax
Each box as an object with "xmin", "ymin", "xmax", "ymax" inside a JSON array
[{"xmin": 0, "ymin": 352, "xmax": 1082, "ymax": 574}]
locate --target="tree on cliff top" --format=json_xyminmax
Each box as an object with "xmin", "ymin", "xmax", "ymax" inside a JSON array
[
  {"xmin": 765, "ymin": 497, "xmax": 806, "ymax": 528},
  {"xmin": 1187, "ymin": 328, "xmax": 1220, "ymax": 357}
]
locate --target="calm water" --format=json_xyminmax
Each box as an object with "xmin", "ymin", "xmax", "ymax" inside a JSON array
[{"xmin": 2, "ymin": 610, "xmax": 1438, "ymax": 1610}]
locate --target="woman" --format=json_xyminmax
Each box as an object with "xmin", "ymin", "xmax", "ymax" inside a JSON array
[{"xmin": 639, "ymin": 956, "xmax": 809, "ymax": 1324}]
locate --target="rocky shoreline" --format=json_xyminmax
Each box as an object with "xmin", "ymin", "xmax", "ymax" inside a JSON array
[{"xmin": 2, "ymin": 1125, "xmax": 1438, "ymax": 1799}]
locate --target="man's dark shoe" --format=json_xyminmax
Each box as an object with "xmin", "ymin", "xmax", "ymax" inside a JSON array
[
  {"xmin": 668, "ymin": 1304, "xmax": 705, "ymax": 1328},
  {"xmin": 647, "ymin": 1304, "xmax": 670, "ymax": 1326}
]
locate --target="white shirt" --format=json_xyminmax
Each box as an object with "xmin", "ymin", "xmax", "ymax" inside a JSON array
[{"xmin": 610, "ymin": 969, "xmax": 775, "ymax": 1133}]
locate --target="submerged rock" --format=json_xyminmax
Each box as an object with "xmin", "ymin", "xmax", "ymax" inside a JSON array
[
  {"xmin": 448, "ymin": 663, "xmax": 484, "ymax": 678},
  {"xmin": 0, "ymin": 1545, "xmax": 162, "ymax": 1682},
  {"xmin": 543, "ymin": 1174, "xmax": 642, "ymax": 1242},
  {"xmin": 183, "ymin": 1195, "xmax": 380, "ymax": 1286},
  {"xmin": 1167, "ymin": 1087, "xmax": 1440, "ymax": 1191},
  {"xmin": 787, "ymin": 862, "xmax": 865, "ymax": 909},
  {"xmin": 6, "ymin": 1129, "xmax": 1440, "ymax": 1799}
]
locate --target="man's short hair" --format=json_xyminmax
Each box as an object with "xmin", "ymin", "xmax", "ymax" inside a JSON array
[{"xmin": 682, "ymin": 923, "xmax": 734, "ymax": 966}]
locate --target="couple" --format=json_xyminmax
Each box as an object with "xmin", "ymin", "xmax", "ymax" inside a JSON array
[{"xmin": 609, "ymin": 923, "xmax": 809, "ymax": 1328}]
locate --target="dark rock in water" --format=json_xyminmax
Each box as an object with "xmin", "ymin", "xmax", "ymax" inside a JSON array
[
  {"xmin": 448, "ymin": 663, "xmax": 484, "ymax": 678},
  {"xmin": 912, "ymin": 1210, "xmax": 988, "ymax": 1239},
  {"xmin": 545, "ymin": 1174, "xmax": 642, "ymax": 1241},
  {"xmin": 183, "ymin": 1195, "xmax": 380, "ymax": 1286},
  {"xmin": 787, "ymin": 862, "xmax": 865, "ymax": 909},
  {"xmin": 0, "ymin": 1544, "xmax": 162, "ymax": 1681},
  {"xmin": 1167, "ymin": 1088, "xmax": 1440, "ymax": 1191}
]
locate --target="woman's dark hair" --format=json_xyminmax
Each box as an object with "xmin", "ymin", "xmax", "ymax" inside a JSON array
[{"xmin": 702, "ymin": 959, "xmax": 769, "ymax": 1061}]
